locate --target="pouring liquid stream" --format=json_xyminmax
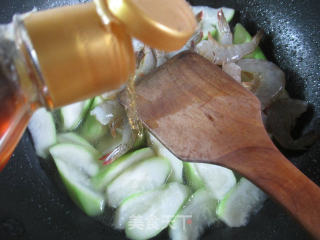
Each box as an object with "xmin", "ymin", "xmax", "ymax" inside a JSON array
[{"xmin": 126, "ymin": 75, "xmax": 144, "ymax": 142}]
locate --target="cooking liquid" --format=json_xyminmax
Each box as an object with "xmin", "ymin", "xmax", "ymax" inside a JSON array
[{"xmin": 126, "ymin": 75, "xmax": 144, "ymax": 143}]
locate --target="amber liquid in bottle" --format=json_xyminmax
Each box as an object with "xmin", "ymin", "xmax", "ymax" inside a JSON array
[
  {"xmin": 0, "ymin": 67, "xmax": 32, "ymax": 170},
  {"xmin": 0, "ymin": 3, "xmax": 136, "ymax": 170}
]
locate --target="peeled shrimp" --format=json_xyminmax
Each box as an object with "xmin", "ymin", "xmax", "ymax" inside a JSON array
[
  {"xmin": 153, "ymin": 29, "xmax": 203, "ymax": 66},
  {"xmin": 237, "ymin": 59, "xmax": 285, "ymax": 109},
  {"xmin": 217, "ymin": 9, "xmax": 233, "ymax": 45},
  {"xmin": 185, "ymin": 30, "xmax": 203, "ymax": 50},
  {"xmin": 91, "ymin": 100, "xmax": 136, "ymax": 164},
  {"xmin": 222, "ymin": 62, "xmax": 241, "ymax": 82},
  {"xmin": 132, "ymin": 38, "xmax": 144, "ymax": 53},
  {"xmin": 266, "ymin": 98, "xmax": 318, "ymax": 150},
  {"xmin": 166, "ymin": 30, "xmax": 203, "ymax": 59},
  {"xmin": 196, "ymin": 30, "xmax": 263, "ymax": 65},
  {"xmin": 151, "ymin": 49, "xmax": 169, "ymax": 68},
  {"xmin": 192, "ymin": 7, "xmax": 216, "ymax": 39},
  {"xmin": 90, "ymin": 100, "xmax": 125, "ymax": 126},
  {"xmin": 99, "ymin": 116, "xmax": 136, "ymax": 164},
  {"xmin": 135, "ymin": 46, "xmax": 156, "ymax": 78},
  {"xmin": 131, "ymin": 39, "xmax": 157, "ymax": 79},
  {"xmin": 195, "ymin": 10, "xmax": 203, "ymax": 23}
]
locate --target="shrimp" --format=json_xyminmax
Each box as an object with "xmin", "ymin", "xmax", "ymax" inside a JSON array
[
  {"xmin": 90, "ymin": 100, "xmax": 125, "ymax": 126},
  {"xmin": 195, "ymin": 10, "xmax": 203, "ymax": 23},
  {"xmin": 166, "ymin": 30, "xmax": 203, "ymax": 59},
  {"xmin": 90, "ymin": 99, "xmax": 138, "ymax": 164},
  {"xmin": 132, "ymin": 38, "xmax": 157, "ymax": 80},
  {"xmin": 99, "ymin": 116, "xmax": 136, "ymax": 164},
  {"xmin": 132, "ymin": 38, "xmax": 144, "ymax": 53},
  {"xmin": 266, "ymin": 98, "xmax": 318, "ymax": 150},
  {"xmin": 153, "ymin": 29, "xmax": 203, "ymax": 65},
  {"xmin": 135, "ymin": 46, "xmax": 156, "ymax": 78},
  {"xmin": 217, "ymin": 9, "xmax": 232, "ymax": 45},
  {"xmin": 196, "ymin": 30, "xmax": 264, "ymax": 65},
  {"xmin": 183, "ymin": 29, "xmax": 203, "ymax": 51},
  {"xmin": 150, "ymin": 11, "xmax": 204, "ymax": 67},
  {"xmin": 192, "ymin": 6, "xmax": 221, "ymax": 39},
  {"xmin": 236, "ymin": 59, "xmax": 285, "ymax": 109},
  {"xmin": 222, "ymin": 62, "xmax": 241, "ymax": 82},
  {"xmin": 152, "ymin": 49, "xmax": 170, "ymax": 67}
]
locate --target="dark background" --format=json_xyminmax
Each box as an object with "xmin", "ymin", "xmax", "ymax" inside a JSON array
[{"xmin": 0, "ymin": 0, "xmax": 319, "ymax": 239}]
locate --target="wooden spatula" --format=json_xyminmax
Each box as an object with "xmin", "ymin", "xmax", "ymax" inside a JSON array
[{"xmin": 121, "ymin": 51, "xmax": 320, "ymax": 238}]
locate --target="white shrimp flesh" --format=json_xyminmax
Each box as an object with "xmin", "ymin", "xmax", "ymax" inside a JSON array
[
  {"xmin": 90, "ymin": 100, "xmax": 136, "ymax": 165},
  {"xmin": 237, "ymin": 59, "xmax": 285, "ymax": 109},
  {"xmin": 166, "ymin": 30, "xmax": 203, "ymax": 59},
  {"xmin": 135, "ymin": 46, "xmax": 156, "ymax": 79},
  {"xmin": 222, "ymin": 62, "xmax": 242, "ymax": 82},
  {"xmin": 196, "ymin": 30, "xmax": 263, "ymax": 65}
]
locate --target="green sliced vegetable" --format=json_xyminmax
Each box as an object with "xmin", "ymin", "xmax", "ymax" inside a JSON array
[
  {"xmin": 92, "ymin": 147, "xmax": 155, "ymax": 191},
  {"xmin": 80, "ymin": 113, "xmax": 109, "ymax": 145},
  {"xmin": 183, "ymin": 162, "xmax": 236, "ymax": 199},
  {"xmin": 125, "ymin": 182, "xmax": 190, "ymax": 240},
  {"xmin": 79, "ymin": 97, "xmax": 109, "ymax": 144},
  {"xmin": 50, "ymin": 143, "xmax": 100, "ymax": 177},
  {"xmin": 28, "ymin": 108, "xmax": 57, "ymax": 159},
  {"xmin": 105, "ymin": 156, "xmax": 171, "ymax": 208},
  {"xmin": 114, "ymin": 188, "xmax": 164, "ymax": 230},
  {"xmin": 57, "ymin": 132, "xmax": 99, "ymax": 155},
  {"xmin": 183, "ymin": 162, "xmax": 205, "ymax": 191},
  {"xmin": 54, "ymin": 159, "xmax": 105, "ymax": 216},
  {"xmin": 49, "ymin": 143, "xmax": 104, "ymax": 216},
  {"xmin": 233, "ymin": 23, "xmax": 266, "ymax": 60},
  {"xmin": 60, "ymin": 99, "xmax": 92, "ymax": 131},
  {"xmin": 91, "ymin": 96, "xmax": 104, "ymax": 108},
  {"xmin": 216, "ymin": 178, "xmax": 266, "ymax": 227},
  {"xmin": 148, "ymin": 133, "xmax": 183, "ymax": 183},
  {"xmin": 195, "ymin": 163, "xmax": 236, "ymax": 200},
  {"xmin": 57, "ymin": 132, "xmax": 92, "ymax": 148},
  {"xmin": 169, "ymin": 188, "xmax": 218, "ymax": 240}
]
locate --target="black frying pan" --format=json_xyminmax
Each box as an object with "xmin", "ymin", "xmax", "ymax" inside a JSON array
[{"xmin": 0, "ymin": 0, "xmax": 319, "ymax": 239}]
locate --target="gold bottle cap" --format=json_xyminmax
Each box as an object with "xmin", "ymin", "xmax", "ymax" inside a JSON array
[{"xmin": 99, "ymin": 0, "xmax": 197, "ymax": 51}]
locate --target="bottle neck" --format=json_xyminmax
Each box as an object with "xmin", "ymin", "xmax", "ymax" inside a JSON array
[{"xmin": 0, "ymin": 21, "xmax": 43, "ymax": 170}]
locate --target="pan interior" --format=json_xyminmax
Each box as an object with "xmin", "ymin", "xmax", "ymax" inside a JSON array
[{"xmin": 0, "ymin": 0, "xmax": 319, "ymax": 239}]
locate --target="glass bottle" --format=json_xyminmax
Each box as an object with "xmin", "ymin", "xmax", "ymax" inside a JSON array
[{"xmin": 0, "ymin": 0, "xmax": 196, "ymax": 170}]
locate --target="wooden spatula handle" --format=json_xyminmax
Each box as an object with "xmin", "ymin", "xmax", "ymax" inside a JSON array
[{"xmin": 219, "ymin": 141, "xmax": 320, "ymax": 239}]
